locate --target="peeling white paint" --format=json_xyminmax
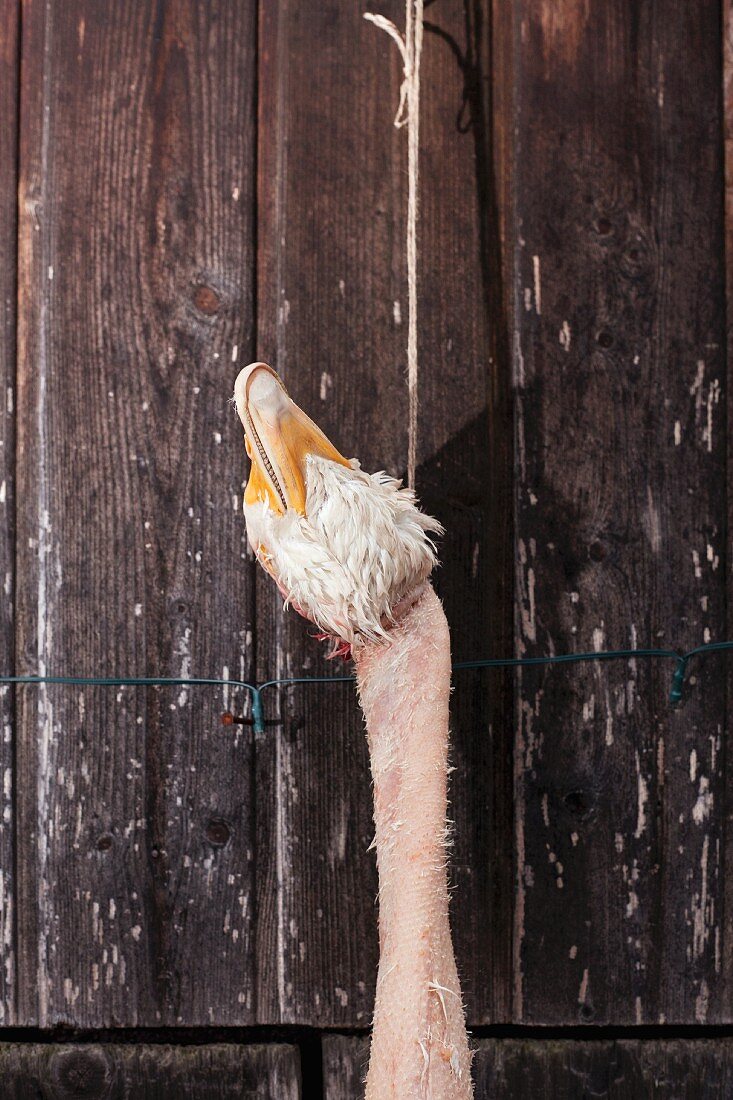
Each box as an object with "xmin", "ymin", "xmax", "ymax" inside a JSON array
[
  {"xmin": 692, "ymin": 777, "xmax": 713, "ymax": 825},
  {"xmin": 691, "ymin": 834, "xmax": 710, "ymax": 961},
  {"xmin": 643, "ymin": 485, "xmax": 662, "ymax": 553},
  {"xmin": 578, "ymin": 968, "xmax": 589, "ymax": 1005},
  {"xmin": 532, "ymin": 255, "xmax": 542, "ymax": 314},
  {"xmin": 517, "ymin": 540, "xmax": 536, "ymax": 645},
  {"xmin": 634, "ymin": 752, "xmax": 648, "ymax": 838},
  {"xmin": 626, "ymin": 890, "xmax": 639, "ymax": 918},
  {"xmin": 703, "ymin": 379, "xmax": 721, "ymax": 453},
  {"xmin": 320, "ymin": 372, "xmax": 333, "ymax": 402}
]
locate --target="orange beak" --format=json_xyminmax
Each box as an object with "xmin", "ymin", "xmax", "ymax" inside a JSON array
[{"xmin": 233, "ymin": 363, "xmax": 349, "ymax": 516}]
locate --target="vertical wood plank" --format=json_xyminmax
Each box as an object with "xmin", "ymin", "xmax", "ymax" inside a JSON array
[
  {"xmin": 255, "ymin": 0, "xmax": 399, "ymax": 1026},
  {"xmin": 474, "ymin": 1039, "xmax": 614, "ymax": 1099},
  {"xmin": 725, "ymin": 0, "xmax": 733, "ymax": 1026},
  {"xmin": 416, "ymin": 0, "xmax": 512, "ymax": 1024},
  {"xmin": 0, "ymin": 0, "xmax": 18, "ymax": 1028},
  {"xmin": 511, "ymin": 1, "xmax": 728, "ymax": 1022},
  {"xmin": 255, "ymin": 0, "xmax": 509, "ymax": 1026},
  {"xmin": 0, "ymin": 1043, "xmax": 301, "ymax": 1099},
  {"xmin": 16, "ymin": 0, "xmax": 258, "ymax": 1025},
  {"xmin": 322, "ymin": 1035, "xmax": 369, "ymax": 1100}
]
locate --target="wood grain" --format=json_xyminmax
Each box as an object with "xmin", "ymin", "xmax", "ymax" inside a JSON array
[
  {"xmin": 510, "ymin": 0, "xmax": 728, "ymax": 1022},
  {"xmin": 16, "ymin": 0, "xmax": 257, "ymax": 1025},
  {"xmin": 324, "ymin": 1036, "xmax": 733, "ymax": 1098},
  {"xmin": 725, "ymin": 0, "xmax": 733, "ymax": 1031},
  {"xmin": 322, "ymin": 1034, "xmax": 370, "ymax": 1099},
  {"xmin": 417, "ymin": 0, "xmax": 513, "ymax": 1024},
  {"xmin": 255, "ymin": 0, "xmax": 398, "ymax": 1026},
  {"xmin": 0, "ymin": 0, "xmax": 18, "ymax": 1029},
  {"xmin": 255, "ymin": 0, "xmax": 509, "ymax": 1026},
  {"xmin": 6, "ymin": 0, "xmax": 728, "ymax": 1043},
  {"xmin": 473, "ymin": 1039, "xmax": 733, "ymax": 1098},
  {"xmin": 321, "ymin": 1034, "xmax": 367, "ymax": 1095},
  {"xmin": 0, "ymin": 1042, "xmax": 301, "ymax": 1099}
]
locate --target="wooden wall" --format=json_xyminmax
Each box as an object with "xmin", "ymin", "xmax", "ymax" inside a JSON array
[
  {"xmin": 0, "ymin": 0, "xmax": 731, "ymax": 1094},
  {"xmin": 323, "ymin": 1036, "xmax": 733, "ymax": 1098},
  {"xmin": 511, "ymin": 0, "xmax": 728, "ymax": 1027}
]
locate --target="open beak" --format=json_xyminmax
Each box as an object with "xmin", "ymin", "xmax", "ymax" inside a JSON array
[{"xmin": 234, "ymin": 363, "xmax": 349, "ymax": 516}]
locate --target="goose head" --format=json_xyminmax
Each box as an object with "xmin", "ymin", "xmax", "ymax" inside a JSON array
[{"xmin": 233, "ymin": 363, "xmax": 442, "ymax": 650}]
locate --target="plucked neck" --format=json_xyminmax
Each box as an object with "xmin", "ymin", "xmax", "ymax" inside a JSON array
[{"xmin": 353, "ymin": 585, "xmax": 473, "ymax": 1099}]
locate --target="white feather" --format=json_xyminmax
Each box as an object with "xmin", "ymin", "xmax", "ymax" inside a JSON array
[{"xmin": 244, "ymin": 456, "xmax": 442, "ymax": 645}]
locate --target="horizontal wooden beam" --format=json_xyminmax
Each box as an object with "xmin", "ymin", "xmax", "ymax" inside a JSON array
[
  {"xmin": 323, "ymin": 1035, "xmax": 733, "ymax": 1098},
  {"xmin": 0, "ymin": 1042, "xmax": 301, "ymax": 1098}
]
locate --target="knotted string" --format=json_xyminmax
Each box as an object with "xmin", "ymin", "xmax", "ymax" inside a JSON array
[{"xmin": 365, "ymin": 0, "xmax": 424, "ymax": 490}]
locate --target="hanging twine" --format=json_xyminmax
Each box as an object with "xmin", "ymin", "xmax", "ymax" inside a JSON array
[
  {"xmin": 9, "ymin": 7, "xmax": 731, "ymax": 739},
  {"xmin": 365, "ymin": 0, "xmax": 424, "ymax": 490}
]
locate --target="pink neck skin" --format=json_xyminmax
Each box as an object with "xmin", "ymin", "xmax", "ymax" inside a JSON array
[{"xmin": 352, "ymin": 585, "xmax": 473, "ymax": 1099}]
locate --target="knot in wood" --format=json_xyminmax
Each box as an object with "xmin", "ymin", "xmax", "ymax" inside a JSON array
[
  {"xmin": 193, "ymin": 284, "xmax": 221, "ymax": 315},
  {"xmin": 205, "ymin": 818, "xmax": 231, "ymax": 846},
  {"xmin": 49, "ymin": 1048, "xmax": 112, "ymax": 1099},
  {"xmin": 563, "ymin": 789, "xmax": 593, "ymax": 818}
]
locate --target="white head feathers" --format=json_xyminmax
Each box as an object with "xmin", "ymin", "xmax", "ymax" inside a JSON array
[{"xmin": 244, "ymin": 455, "xmax": 442, "ymax": 646}]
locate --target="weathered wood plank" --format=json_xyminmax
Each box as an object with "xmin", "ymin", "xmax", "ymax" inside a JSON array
[
  {"xmin": 724, "ymin": 0, "xmax": 733, "ymax": 1026},
  {"xmin": 510, "ymin": 1, "xmax": 728, "ymax": 1021},
  {"xmin": 254, "ymin": 0, "xmax": 397, "ymax": 1026},
  {"xmin": 721, "ymin": 2, "xmax": 726, "ymax": 316},
  {"xmin": 473, "ymin": 1039, "xmax": 733, "ymax": 1099},
  {"xmin": 255, "ymin": 0, "xmax": 509, "ymax": 1026},
  {"xmin": 0, "ymin": 0, "xmax": 18, "ymax": 1027},
  {"xmin": 0, "ymin": 1042, "xmax": 300, "ymax": 1099},
  {"xmin": 322, "ymin": 1035, "xmax": 369, "ymax": 1100},
  {"xmin": 416, "ymin": 0, "xmax": 512, "ymax": 1025},
  {"xmin": 326, "ymin": 1037, "xmax": 733, "ymax": 1098},
  {"xmin": 16, "ymin": 0, "xmax": 257, "ymax": 1024}
]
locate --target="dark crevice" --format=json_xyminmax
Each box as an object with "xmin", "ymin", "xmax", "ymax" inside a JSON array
[
  {"xmin": 297, "ymin": 1028, "xmax": 324, "ymax": 1099},
  {"xmin": 0, "ymin": 1023, "xmax": 731, "ymax": 1044}
]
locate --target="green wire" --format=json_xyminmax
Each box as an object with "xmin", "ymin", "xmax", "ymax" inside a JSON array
[
  {"xmin": 452, "ymin": 647, "xmax": 677, "ymax": 671},
  {"xmin": 2, "ymin": 640, "xmax": 731, "ymax": 732}
]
